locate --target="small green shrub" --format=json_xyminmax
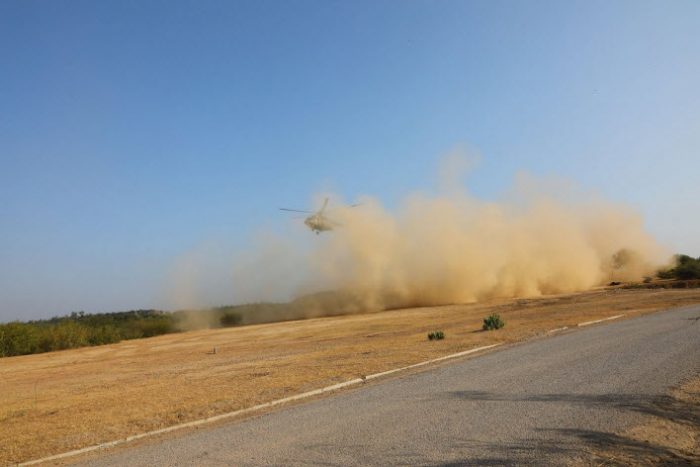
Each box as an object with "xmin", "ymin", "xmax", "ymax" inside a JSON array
[
  {"xmin": 483, "ymin": 314, "xmax": 505, "ymax": 331},
  {"xmin": 427, "ymin": 331, "xmax": 445, "ymax": 340}
]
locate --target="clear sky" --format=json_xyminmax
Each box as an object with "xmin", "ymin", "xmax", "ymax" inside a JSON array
[{"xmin": 1, "ymin": 1, "xmax": 699, "ymax": 321}]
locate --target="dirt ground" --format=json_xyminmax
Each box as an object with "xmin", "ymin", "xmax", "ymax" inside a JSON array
[{"xmin": 2, "ymin": 288, "xmax": 700, "ymax": 465}]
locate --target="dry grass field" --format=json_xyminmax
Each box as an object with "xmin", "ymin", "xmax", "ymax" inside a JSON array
[{"xmin": 2, "ymin": 287, "xmax": 700, "ymax": 465}]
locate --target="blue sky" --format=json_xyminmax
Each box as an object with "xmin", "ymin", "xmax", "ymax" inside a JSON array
[{"xmin": 1, "ymin": 1, "xmax": 699, "ymax": 321}]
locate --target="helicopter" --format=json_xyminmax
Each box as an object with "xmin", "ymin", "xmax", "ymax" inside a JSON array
[{"xmin": 280, "ymin": 197, "xmax": 359, "ymax": 234}]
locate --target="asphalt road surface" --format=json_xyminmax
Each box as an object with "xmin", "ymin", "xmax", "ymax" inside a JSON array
[{"xmin": 76, "ymin": 305, "xmax": 700, "ymax": 466}]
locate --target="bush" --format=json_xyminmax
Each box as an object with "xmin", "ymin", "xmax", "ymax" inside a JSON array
[
  {"xmin": 220, "ymin": 311, "xmax": 243, "ymax": 327},
  {"xmin": 136, "ymin": 318, "xmax": 176, "ymax": 337},
  {"xmin": 427, "ymin": 331, "xmax": 445, "ymax": 340},
  {"xmin": 87, "ymin": 325, "xmax": 122, "ymax": 346},
  {"xmin": 675, "ymin": 262, "xmax": 700, "ymax": 280},
  {"xmin": 657, "ymin": 254, "xmax": 700, "ymax": 280},
  {"xmin": 39, "ymin": 321, "xmax": 89, "ymax": 351},
  {"xmin": 483, "ymin": 314, "xmax": 505, "ymax": 331},
  {"xmin": 657, "ymin": 269, "xmax": 675, "ymax": 279},
  {"xmin": 0, "ymin": 322, "xmax": 41, "ymax": 357}
]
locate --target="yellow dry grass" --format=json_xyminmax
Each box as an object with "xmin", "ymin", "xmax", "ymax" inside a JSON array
[{"xmin": 2, "ymin": 288, "xmax": 700, "ymax": 465}]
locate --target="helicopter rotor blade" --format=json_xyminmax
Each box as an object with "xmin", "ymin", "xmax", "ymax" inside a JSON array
[
  {"xmin": 280, "ymin": 208, "xmax": 313, "ymax": 213},
  {"xmin": 325, "ymin": 202, "xmax": 362, "ymax": 212}
]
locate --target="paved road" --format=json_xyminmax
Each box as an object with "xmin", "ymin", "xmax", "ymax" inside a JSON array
[{"xmin": 77, "ymin": 305, "xmax": 700, "ymax": 466}]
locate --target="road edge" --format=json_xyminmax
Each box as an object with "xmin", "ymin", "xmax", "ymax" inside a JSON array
[{"xmin": 19, "ymin": 344, "xmax": 502, "ymax": 466}]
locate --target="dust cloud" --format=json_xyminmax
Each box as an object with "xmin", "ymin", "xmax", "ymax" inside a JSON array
[{"xmin": 171, "ymin": 155, "xmax": 668, "ymax": 324}]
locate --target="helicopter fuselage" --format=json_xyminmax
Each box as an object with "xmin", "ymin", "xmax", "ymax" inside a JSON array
[
  {"xmin": 281, "ymin": 197, "xmax": 352, "ymax": 234},
  {"xmin": 304, "ymin": 214, "xmax": 334, "ymax": 234}
]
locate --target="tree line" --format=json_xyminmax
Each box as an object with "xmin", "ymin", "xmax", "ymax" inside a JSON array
[
  {"xmin": 0, "ymin": 309, "xmax": 178, "ymax": 357},
  {"xmin": 2, "ymin": 253, "xmax": 699, "ymax": 358}
]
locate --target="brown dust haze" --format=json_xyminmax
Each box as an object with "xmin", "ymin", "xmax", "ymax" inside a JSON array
[{"xmin": 172, "ymin": 157, "xmax": 667, "ymax": 324}]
